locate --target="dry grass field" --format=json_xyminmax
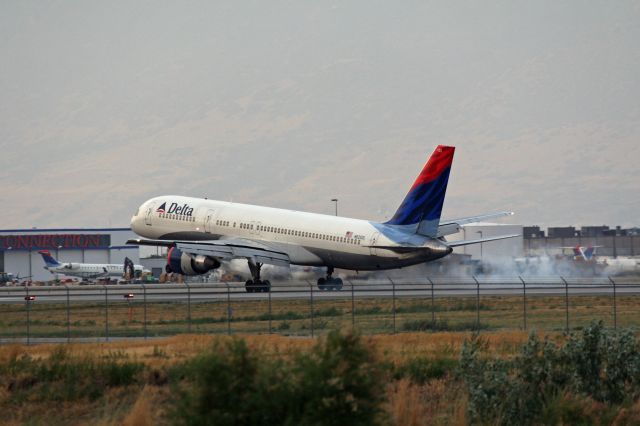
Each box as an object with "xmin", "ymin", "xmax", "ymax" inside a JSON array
[
  {"xmin": 0, "ymin": 331, "xmax": 535, "ymax": 425},
  {"xmin": 3, "ymin": 326, "xmax": 640, "ymax": 425}
]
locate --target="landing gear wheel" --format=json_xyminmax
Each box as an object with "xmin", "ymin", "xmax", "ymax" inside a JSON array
[
  {"xmin": 317, "ymin": 277, "xmax": 327, "ymax": 291},
  {"xmin": 245, "ymin": 261, "xmax": 271, "ymax": 293},
  {"xmin": 317, "ymin": 266, "xmax": 342, "ymax": 291},
  {"xmin": 331, "ymin": 277, "xmax": 343, "ymax": 291}
]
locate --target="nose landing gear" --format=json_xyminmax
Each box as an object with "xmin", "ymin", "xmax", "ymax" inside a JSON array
[
  {"xmin": 245, "ymin": 260, "xmax": 271, "ymax": 293},
  {"xmin": 317, "ymin": 266, "xmax": 343, "ymax": 291}
]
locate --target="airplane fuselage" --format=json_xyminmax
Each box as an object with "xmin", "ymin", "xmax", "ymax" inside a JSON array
[
  {"xmin": 131, "ymin": 196, "xmax": 452, "ymax": 271},
  {"xmin": 45, "ymin": 263, "xmax": 145, "ymax": 279}
]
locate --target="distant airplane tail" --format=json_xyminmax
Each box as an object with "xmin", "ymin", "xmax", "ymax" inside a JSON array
[
  {"xmin": 38, "ymin": 250, "xmax": 61, "ymax": 267},
  {"xmin": 384, "ymin": 145, "xmax": 455, "ymax": 237},
  {"xmin": 581, "ymin": 246, "xmax": 598, "ymax": 261},
  {"xmin": 564, "ymin": 245, "xmax": 600, "ymax": 261}
]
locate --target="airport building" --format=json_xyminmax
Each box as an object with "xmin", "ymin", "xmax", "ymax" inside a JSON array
[
  {"xmin": 0, "ymin": 228, "xmax": 139, "ymax": 282},
  {"xmin": 523, "ymin": 225, "xmax": 640, "ymax": 257}
]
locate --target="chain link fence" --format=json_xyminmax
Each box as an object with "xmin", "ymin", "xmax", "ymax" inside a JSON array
[{"xmin": 1, "ymin": 276, "xmax": 639, "ymax": 343}]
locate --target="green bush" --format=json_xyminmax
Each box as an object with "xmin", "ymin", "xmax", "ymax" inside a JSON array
[
  {"xmin": 291, "ymin": 330, "xmax": 385, "ymax": 425},
  {"xmin": 460, "ymin": 321, "xmax": 640, "ymax": 425},
  {"xmin": 169, "ymin": 330, "xmax": 385, "ymax": 426}
]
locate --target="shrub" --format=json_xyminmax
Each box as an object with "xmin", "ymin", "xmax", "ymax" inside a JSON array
[
  {"xmin": 169, "ymin": 338, "xmax": 291, "ymax": 426},
  {"xmin": 169, "ymin": 330, "xmax": 385, "ymax": 426},
  {"xmin": 460, "ymin": 321, "xmax": 640, "ymax": 425},
  {"xmin": 291, "ymin": 330, "xmax": 386, "ymax": 425}
]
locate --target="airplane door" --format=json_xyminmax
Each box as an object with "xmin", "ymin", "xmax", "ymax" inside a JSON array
[
  {"xmin": 369, "ymin": 232, "xmax": 380, "ymax": 256},
  {"xmin": 204, "ymin": 210, "xmax": 216, "ymax": 233},
  {"xmin": 145, "ymin": 203, "xmax": 156, "ymax": 226}
]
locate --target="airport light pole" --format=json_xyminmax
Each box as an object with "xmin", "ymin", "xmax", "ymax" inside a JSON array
[{"xmin": 331, "ymin": 198, "xmax": 338, "ymax": 216}]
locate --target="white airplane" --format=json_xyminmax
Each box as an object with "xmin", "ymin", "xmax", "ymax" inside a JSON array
[
  {"xmin": 38, "ymin": 250, "xmax": 145, "ymax": 279},
  {"xmin": 128, "ymin": 145, "xmax": 518, "ymax": 292}
]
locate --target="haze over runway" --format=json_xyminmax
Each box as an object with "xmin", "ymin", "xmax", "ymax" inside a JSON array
[{"xmin": 1, "ymin": 1, "xmax": 639, "ymax": 229}]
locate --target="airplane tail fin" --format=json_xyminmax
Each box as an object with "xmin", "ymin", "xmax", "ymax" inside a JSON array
[
  {"xmin": 573, "ymin": 245, "xmax": 582, "ymax": 258},
  {"xmin": 38, "ymin": 250, "xmax": 61, "ymax": 267},
  {"xmin": 582, "ymin": 246, "xmax": 597, "ymax": 260},
  {"xmin": 385, "ymin": 145, "xmax": 455, "ymax": 237}
]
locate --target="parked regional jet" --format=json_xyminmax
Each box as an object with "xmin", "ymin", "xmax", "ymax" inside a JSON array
[
  {"xmin": 128, "ymin": 145, "xmax": 518, "ymax": 292},
  {"xmin": 38, "ymin": 250, "xmax": 145, "ymax": 279}
]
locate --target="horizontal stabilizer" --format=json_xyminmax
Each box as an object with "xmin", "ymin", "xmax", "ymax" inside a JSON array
[
  {"xmin": 446, "ymin": 234, "xmax": 520, "ymax": 248},
  {"xmin": 437, "ymin": 211, "xmax": 514, "ymax": 237}
]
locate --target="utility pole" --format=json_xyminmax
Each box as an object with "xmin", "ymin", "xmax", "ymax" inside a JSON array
[
  {"xmin": 476, "ymin": 230, "xmax": 483, "ymax": 260},
  {"xmin": 331, "ymin": 198, "xmax": 338, "ymax": 216}
]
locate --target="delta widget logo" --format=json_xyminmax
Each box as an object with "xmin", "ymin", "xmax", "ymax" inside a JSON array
[{"xmin": 157, "ymin": 202, "xmax": 194, "ymax": 216}]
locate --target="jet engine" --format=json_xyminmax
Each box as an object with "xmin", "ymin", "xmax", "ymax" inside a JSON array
[{"xmin": 166, "ymin": 247, "xmax": 221, "ymax": 275}]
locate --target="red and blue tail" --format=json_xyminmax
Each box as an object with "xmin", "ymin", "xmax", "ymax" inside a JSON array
[
  {"xmin": 385, "ymin": 145, "xmax": 455, "ymax": 237},
  {"xmin": 38, "ymin": 250, "xmax": 61, "ymax": 267}
]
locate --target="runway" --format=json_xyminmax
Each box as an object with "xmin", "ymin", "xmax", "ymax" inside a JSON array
[{"xmin": 1, "ymin": 277, "xmax": 639, "ymax": 304}]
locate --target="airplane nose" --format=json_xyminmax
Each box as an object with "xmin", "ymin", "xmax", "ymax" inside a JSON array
[{"xmin": 130, "ymin": 207, "xmax": 142, "ymax": 232}]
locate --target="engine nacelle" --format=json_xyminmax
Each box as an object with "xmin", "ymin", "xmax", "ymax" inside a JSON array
[{"xmin": 166, "ymin": 247, "xmax": 220, "ymax": 275}]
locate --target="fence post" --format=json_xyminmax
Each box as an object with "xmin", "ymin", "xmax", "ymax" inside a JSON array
[
  {"xmin": 268, "ymin": 282, "xmax": 272, "ymax": 334},
  {"xmin": 427, "ymin": 277, "xmax": 435, "ymax": 323},
  {"xmin": 350, "ymin": 280, "xmax": 355, "ymax": 329},
  {"xmin": 389, "ymin": 277, "xmax": 396, "ymax": 334},
  {"xmin": 104, "ymin": 285, "xmax": 109, "ymax": 342},
  {"xmin": 226, "ymin": 283, "xmax": 231, "ymax": 336},
  {"xmin": 609, "ymin": 276, "xmax": 617, "ymax": 329},
  {"xmin": 186, "ymin": 283, "xmax": 192, "ymax": 333},
  {"xmin": 519, "ymin": 276, "xmax": 527, "ymax": 331},
  {"xmin": 143, "ymin": 284, "xmax": 147, "ymax": 340},
  {"xmin": 561, "ymin": 277, "xmax": 569, "ymax": 334},
  {"xmin": 473, "ymin": 276, "xmax": 480, "ymax": 331},
  {"xmin": 306, "ymin": 280, "xmax": 314, "ymax": 338},
  {"xmin": 25, "ymin": 286, "xmax": 30, "ymax": 346},
  {"xmin": 65, "ymin": 284, "xmax": 70, "ymax": 343}
]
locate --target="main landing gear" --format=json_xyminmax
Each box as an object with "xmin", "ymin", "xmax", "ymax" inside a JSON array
[
  {"xmin": 245, "ymin": 260, "xmax": 271, "ymax": 293},
  {"xmin": 317, "ymin": 266, "xmax": 343, "ymax": 291}
]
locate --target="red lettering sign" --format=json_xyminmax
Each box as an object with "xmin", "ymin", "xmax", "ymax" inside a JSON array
[{"xmin": 0, "ymin": 234, "xmax": 111, "ymax": 250}]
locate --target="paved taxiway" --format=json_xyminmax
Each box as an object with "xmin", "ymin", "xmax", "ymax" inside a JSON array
[{"xmin": 1, "ymin": 278, "xmax": 639, "ymax": 304}]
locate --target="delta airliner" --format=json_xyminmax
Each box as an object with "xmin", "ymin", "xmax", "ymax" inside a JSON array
[{"xmin": 128, "ymin": 146, "xmax": 518, "ymax": 292}]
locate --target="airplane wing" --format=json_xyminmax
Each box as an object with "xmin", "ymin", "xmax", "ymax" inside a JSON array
[
  {"xmin": 445, "ymin": 234, "xmax": 520, "ymax": 248},
  {"xmin": 437, "ymin": 211, "xmax": 514, "ymax": 237},
  {"xmin": 127, "ymin": 238, "xmax": 290, "ymax": 267}
]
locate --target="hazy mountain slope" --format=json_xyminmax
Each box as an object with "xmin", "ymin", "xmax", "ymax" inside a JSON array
[{"xmin": 1, "ymin": 1, "xmax": 638, "ymax": 229}]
